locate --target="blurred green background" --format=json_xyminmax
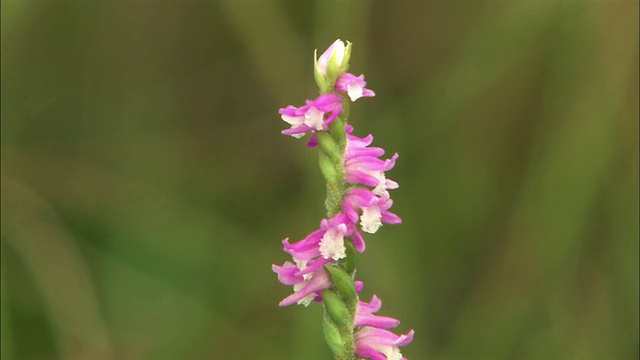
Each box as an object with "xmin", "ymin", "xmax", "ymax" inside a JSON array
[{"xmin": 2, "ymin": 1, "xmax": 638, "ymax": 359}]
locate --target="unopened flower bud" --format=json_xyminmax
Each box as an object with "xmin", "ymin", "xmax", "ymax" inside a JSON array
[{"xmin": 314, "ymin": 39, "xmax": 352, "ymax": 93}]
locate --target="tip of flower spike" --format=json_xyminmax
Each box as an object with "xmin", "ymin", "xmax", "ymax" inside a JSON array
[
  {"xmin": 315, "ymin": 39, "xmax": 352, "ymax": 92},
  {"xmin": 317, "ymin": 39, "xmax": 346, "ymax": 76}
]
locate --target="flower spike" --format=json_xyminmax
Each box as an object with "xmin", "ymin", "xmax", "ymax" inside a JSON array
[{"xmin": 272, "ymin": 39, "xmax": 413, "ymax": 359}]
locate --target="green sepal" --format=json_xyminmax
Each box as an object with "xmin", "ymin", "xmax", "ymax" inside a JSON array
[
  {"xmin": 342, "ymin": 241, "xmax": 358, "ymax": 275},
  {"xmin": 322, "ymin": 290, "xmax": 350, "ymax": 327},
  {"xmin": 319, "ymin": 150, "xmax": 339, "ymax": 185},
  {"xmin": 317, "ymin": 131, "xmax": 342, "ymax": 163},
  {"xmin": 325, "ymin": 265, "xmax": 357, "ymax": 310},
  {"xmin": 342, "ymin": 41, "xmax": 352, "ymax": 74},
  {"xmin": 326, "ymin": 184, "xmax": 344, "ymax": 217},
  {"xmin": 329, "ymin": 115, "xmax": 347, "ymax": 150},
  {"xmin": 322, "ymin": 310, "xmax": 346, "ymax": 357}
]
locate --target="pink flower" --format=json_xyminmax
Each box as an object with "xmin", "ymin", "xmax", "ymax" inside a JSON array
[
  {"xmin": 355, "ymin": 295, "xmax": 401, "ymax": 329},
  {"xmin": 273, "ymin": 213, "xmax": 367, "ymax": 307},
  {"xmin": 272, "ymin": 262, "xmax": 332, "ymax": 307},
  {"xmin": 280, "ymin": 94, "xmax": 343, "ymax": 138},
  {"xmin": 281, "ymin": 213, "xmax": 365, "ymax": 276},
  {"xmin": 343, "ymin": 188, "xmax": 401, "ymax": 234},
  {"xmin": 355, "ymin": 327, "xmax": 415, "ymax": 360},
  {"xmin": 353, "ymin": 294, "xmax": 414, "ymax": 360},
  {"xmin": 336, "ymin": 73, "xmax": 375, "ymax": 102},
  {"xmin": 317, "ymin": 39, "xmax": 347, "ymax": 76},
  {"xmin": 345, "ymin": 127, "xmax": 399, "ymax": 195}
]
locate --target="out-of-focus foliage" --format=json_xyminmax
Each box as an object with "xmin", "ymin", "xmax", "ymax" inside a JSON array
[{"xmin": 1, "ymin": 1, "xmax": 637, "ymax": 359}]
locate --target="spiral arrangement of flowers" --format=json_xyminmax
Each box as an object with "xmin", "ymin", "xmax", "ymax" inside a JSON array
[{"xmin": 272, "ymin": 40, "xmax": 413, "ymax": 360}]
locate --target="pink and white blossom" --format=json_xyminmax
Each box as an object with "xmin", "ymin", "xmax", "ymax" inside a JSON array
[
  {"xmin": 345, "ymin": 127, "xmax": 399, "ymax": 195},
  {"xmin": 272, "ymin": 262, "xmax": 332, "ymax": 307},
  {"xmin": 281, "ymin": 213, "xmax": 365, "ymax": 277},
  {"xmin": 273, "ymin": 212, "xmax": 367, "ymax": 307},
  {"xmin": 355, "ymin": 295, "xmax": 401, "ymax": 329},
  {"xmin": 355, "ymin": 327, "xmax": 414, "ymax": 360},
  {"xmin": 336, "ymin": 73, "xmax": 375, "ymax": 102},
  {"xmin": 351, "ymin": 293, "xmax": 414, "ymax": 360},
  {"xmin": 343, "ymin": 188, "xmax": 401, "ymax": 234},
  {"xmin": 280, "ymin": 94, "xmax": 343, "ymax": 138}
]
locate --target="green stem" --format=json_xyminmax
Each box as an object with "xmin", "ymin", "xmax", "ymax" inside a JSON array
[
  {"xmin": 317, "ymin": 99, "xmax": 360, "ymax": 360},
  {"xmin": 316, "ymin": 129, "xmax": 345, "ymax": 217}
]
